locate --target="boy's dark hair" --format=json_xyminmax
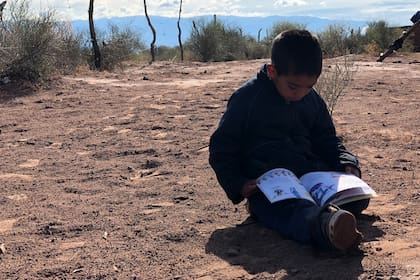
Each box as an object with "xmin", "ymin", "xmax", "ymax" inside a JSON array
[{"xmin": 271, "ymin": 29, "xmax": 322, "ymax": 76}]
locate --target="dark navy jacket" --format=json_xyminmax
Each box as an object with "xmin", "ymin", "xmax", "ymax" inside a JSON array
[{"xmin": 209, "ymin": 65, "xmax": 360, "ymax": 204}]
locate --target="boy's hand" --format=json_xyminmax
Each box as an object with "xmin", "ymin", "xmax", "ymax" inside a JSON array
[
  {"xmin": 240, "ymin": 179, "xmax": 259, "ymax": 198},
  {"xmin": 344, "ymin": 165, "xmax": 361, "ymax": 178}
]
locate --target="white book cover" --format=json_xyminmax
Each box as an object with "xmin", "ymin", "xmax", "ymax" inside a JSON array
[{"xmin": 300, "ymin": 171, "xmax": 377, "ymax": 206}]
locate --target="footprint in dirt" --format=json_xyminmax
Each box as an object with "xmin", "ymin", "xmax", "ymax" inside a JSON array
[
  {"xmin": 18, "ymin": 159, "xmax": 40, "ymax": 168},
  {"xmin": 0, "ymin": 219, "xmax": 17, "ymax": 233},
  {"xmin": 6, "ymin": 194, "xmax": 28, "ymax": 201},
  {"xmin": 0, "ymin": 173, "xmax": 33, "ymax": 181}
]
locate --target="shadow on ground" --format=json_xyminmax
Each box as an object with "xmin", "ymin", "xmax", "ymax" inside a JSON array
[
  {"xmin": 0, "ymin": 81, "xmax": 38, "ymax": 103},
  {"xmin": 206, "ymin": 215, "xmax": 385, "ymax": 279}
]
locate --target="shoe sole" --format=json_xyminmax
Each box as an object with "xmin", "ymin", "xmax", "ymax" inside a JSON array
[{"xmin": 328, "ymin": 210, "xmax": 362, "ymax": 251}]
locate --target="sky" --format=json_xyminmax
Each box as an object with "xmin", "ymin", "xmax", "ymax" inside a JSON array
[{"xmin": 27, "ymin": 0, "xmax": 419, "ymax": 26}]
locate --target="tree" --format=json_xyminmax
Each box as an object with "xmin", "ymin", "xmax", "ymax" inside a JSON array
[
  {"xmin": 143, "ymin": 0, "xmax": 156, "ymax": 63},
  {"xmin": 88, "ymin": 0, "xmax": 101, "ymax": 69},
  {"xmin": 177, "ymin": 0, "xmax": 184, "ymax": 61},
  {"xmin": 365, "ymin": 20, "xmax": 397, "ymax": 51}
]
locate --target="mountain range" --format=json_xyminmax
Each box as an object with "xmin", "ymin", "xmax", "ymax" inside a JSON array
[{"xmin": 72, "ymin": 15, "xmax": 368, "ymax": 47}]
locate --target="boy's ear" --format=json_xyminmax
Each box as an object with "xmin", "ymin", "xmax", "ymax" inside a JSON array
[{"xmin": 267, "ymin": 64, "xmax": 277, "ymax": 79}]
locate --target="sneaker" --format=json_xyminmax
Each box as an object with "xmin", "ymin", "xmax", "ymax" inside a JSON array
[{"xmin": 325, "ymin": 209, "xmax": 363, "ymax": 251}]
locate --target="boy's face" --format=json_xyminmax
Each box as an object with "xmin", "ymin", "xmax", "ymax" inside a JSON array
[{"xmin": 267, "ymin": 64, "xmax": 318, "ymax": 102}]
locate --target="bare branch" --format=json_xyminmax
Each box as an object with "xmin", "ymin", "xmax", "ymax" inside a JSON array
[
  {"xmin": 177, "ymin": 0, "xmax": 184, "ymax": 61},
  {"xmin": 143, "ymin": 0, "xmax": 156, "ymax": 63},
  {"xmin": 88, "ymin": 0, "xmax": 101, "ymax": 70}
]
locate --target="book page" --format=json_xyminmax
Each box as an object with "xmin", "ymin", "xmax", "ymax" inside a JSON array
[
  {"xmin": 299, "ymin": 171, "xmax": 377, "ymax": 207},
  {"xmin": 257, "ymin": 168, "xmax": 316, "ymax": 204},
  {"xmin": 327, "ymin": 188, "xmax": 374, "ymax": 206}
]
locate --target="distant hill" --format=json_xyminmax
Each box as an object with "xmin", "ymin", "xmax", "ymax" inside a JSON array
[{"xmin": 72, "ymin": 15, "xmax": 367, "ymax": 47}]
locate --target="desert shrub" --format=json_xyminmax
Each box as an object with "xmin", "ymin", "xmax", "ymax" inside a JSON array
[
  {"xmin": 155, "ymin": 46, "xmax": 179, "ymax": 61},
  {"xmin": 52, "ymin": 23, "xmax": 85, "ymax": 74},
  {"xmin": 344, "ymin": 28, "xmax": 366, "ymax": 54},
  {"xmin": 179, "ymin": 49, "xmax": 196, "ymax": 61},
  {"xmin": 0, "ymin": 0, "xmax": 83, "ymax": 81},
  {"xmin": 317, "ymin": 24, "xmax": 349, "ymax": 58},
  {"xmin": 364, "ymin": 20, "xmax": 399, "ymax": 51},
  {"xmin": 315, "ymin": 55, "xmax": 356, "ymax": 115},
  {"xmin": 318, "ymin": 25, "xmax": 369, "ymax": 57},
  {"xmin": 238, "ymin": 35, "xmax": 270, "ymax": 59},
  {"xmin": 185, "ymin": 17, "xmax": 249, "ymax": 62},
  {"xmin": 243, "ymin": 35, "xmax": 268, "ymax": 59},
  {"xmin": 99, "ymin": 25, "xmax": 145, "ymax": 71},
  {"xmin": 253, "ymin": 22, "xmax": 308, "ymax": 58},
  {"xmin": 365, "ymin": 41, "xmax": 381, "ymax": 56},
  {"xmin": 263, "ymin": 21, "xmax": 306, "ymax": 46}
]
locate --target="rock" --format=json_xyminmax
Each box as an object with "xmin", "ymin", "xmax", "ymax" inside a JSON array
[{"xmin": 0, "ymin": 243, "xmax": 6, "ymax": 254}]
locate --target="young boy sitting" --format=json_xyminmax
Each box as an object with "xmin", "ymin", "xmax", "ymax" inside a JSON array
[{"xmin": 209, "ymin": 29, "xmax": 369, "ymax": 251}]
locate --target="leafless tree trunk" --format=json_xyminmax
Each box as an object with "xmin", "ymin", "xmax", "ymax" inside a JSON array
[
  {"xmin": 377, "ymin": 17, "xmax": 420, "ymax": 62},
  {"xmin": 257, "ymin": 28, "xmax": 262, "ymax": 43},
  {"xmin": 143, "ymin": 0, "xmax": 156, "ymax": 63},
  {"xmin": 0, "ymin": 1, "xmax": 6, "ymax": 31},
  {"xmin": 177, "ymin": 0, "xmax": 184, "ymax": 61},
  {"xmin": 88, "ymin": 0, "xmax": 101, "ymax": 70}
]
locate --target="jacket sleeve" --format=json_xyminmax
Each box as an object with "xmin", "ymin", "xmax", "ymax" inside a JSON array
[
  {"xmin": 310, "ymin": 96, "xmax": 361, "ymax": 173},
  {"xmin": 209, "ymin": 89, "xmax": 250, "ymax": 204}
]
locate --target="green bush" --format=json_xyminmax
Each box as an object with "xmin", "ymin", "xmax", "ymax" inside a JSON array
[
  {"xmin": 243, "ymin": 36, "xmax": 268, "ymax": 59},
  {"xmin": 155, "ymin": 46, "xmax": 180, "ymax": 61},
  {"xmin": 0, "ymin": 0, "xmax": 83, "ymax": 81},
  {"xmin": 364, "ymin": 20, "xmax": 399, "ymax": 51},
  {"xmin": 263, "ymin": 21, "xmax": 306, "ymax": 46},
  {"xmin": 317, "ymin": 24, "xmax": 349, "ymax": 57},
  {"xmin": 185, "ymin": 17, "xmax": 249, "ymax": 62},
  {"xmin": 52, "ymin": 23, "xmax": 85, "ymax": 74},
  {"xmin": 344, "ymin": 28, "xmax": 366, "ymax": 55},
  {"xmin": 99, "ymin": 25, "xmax": 145, "ymax": 71}
]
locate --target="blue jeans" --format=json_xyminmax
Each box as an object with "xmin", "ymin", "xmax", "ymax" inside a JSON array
[{"xmin": 247, "ymin": 192, "xmax": 369, "ymax": 248}]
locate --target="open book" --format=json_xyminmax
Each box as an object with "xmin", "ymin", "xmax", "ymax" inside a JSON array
[{"xmin": 257, "ymin": 168, "xmax": 377, "ymax": 206}]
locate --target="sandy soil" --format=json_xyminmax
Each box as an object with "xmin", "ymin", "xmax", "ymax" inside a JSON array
[{"xmin": 0, "ymin": 53, "xmax": 419, "ymax": 280}]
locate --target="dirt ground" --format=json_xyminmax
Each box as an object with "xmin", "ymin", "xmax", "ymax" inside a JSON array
[{"xmin": 0, "ymin": 53, "xmax": 419, "ymax": 280}]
